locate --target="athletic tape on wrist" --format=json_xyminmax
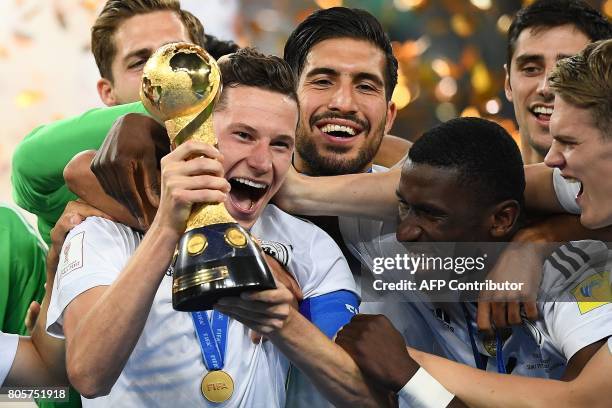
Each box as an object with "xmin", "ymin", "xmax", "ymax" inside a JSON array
[{"xmin": 397, "ymin": 367, "xmax": 455, "ymax": 408}]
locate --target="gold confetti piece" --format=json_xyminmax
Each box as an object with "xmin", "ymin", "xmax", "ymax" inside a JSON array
[
  {"xmin": 15, "ymin": 90, "xmax": 44, "ymax": 108},
  {"xmin": 394, "ymin": 0, "xmax": 426, "ymax": 11},
  {"xmin": 461, "ymin": 106, "xmax": 480, "ymax": 118},
  {"xmin": 315, "ymin": 0, "xmax": 343, "ymax": 9},
  {"xmin": 81, "ymin": 0, "xmax": 102, "ymax": 12},
  {"xmin": 497, "ymin": 14, "xmax": 512, "ymax": 34},
  {"xmin": 392, "ymin": 84, "xmax": 412, "ymax": 110},
  {"xmin": 604, "ymin": 0, "xmax": 612, "ymax": 18},
  {"xmin": 471, "ymin": 62, "xmax": 491, "ymax": 94},
  {"xmin": 451, "ymin": 14, "xmax": 474, "ymax": 37}
]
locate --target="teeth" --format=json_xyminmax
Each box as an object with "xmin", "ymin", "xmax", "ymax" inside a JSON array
[
  {"xmin": 321, "ymin": 124, "xmax": 356, "ymax": 136},
  {"xmin": 234, "ymin": 178, "xmax": 267, "ymax": 189},
  {"xmin": 533, "ymin": 106, "xmax": 553, "ymax": 115},
  {"xmin": 564, "ymin": 177, "xmax": 580, "ymax": 184}
]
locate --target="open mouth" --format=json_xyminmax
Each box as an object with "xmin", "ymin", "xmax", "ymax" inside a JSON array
[
  {"xmin": 228, "ymin": 177, "xmax": 269, "ymax": 213},
  {"xmin": 315, "ymin": 119, "xmax": 364, "ymax": 142},
  {"xmin": 563, "ymin": 176, "xmax": 584, "ymax": 201},
  {"xmin": 529, "ymin": 105, "xmax": 553, "ymax": 124}
]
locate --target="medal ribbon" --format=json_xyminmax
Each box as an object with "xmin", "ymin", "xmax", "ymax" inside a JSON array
[
  {"xmin": 461, "ymin": 303, "xmax": 506, "ymax": 374},
  {"xmin": 191, "ymin": 311, "xmax": 229, "ymax": 371}
]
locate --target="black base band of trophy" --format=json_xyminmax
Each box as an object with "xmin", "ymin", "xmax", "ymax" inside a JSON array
[{"xmin": 171, "ymin": 222, "xmax": 276, "ymax": 311}]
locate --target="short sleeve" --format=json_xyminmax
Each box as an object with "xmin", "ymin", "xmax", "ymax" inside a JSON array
[
  {"xmin": 290, "ymin": 226, "xmax": 358, "ymax": 299},
  {"xmin": 0, "ymin": 332, "xmax": 19, "ymax": 386},
  {"xmin": 542, "ymin": 241, "xmax": 612, "ymax": 360},
  {"xmin": 46, "ymin": 217, "xmax": 140, "ymax": 337}
]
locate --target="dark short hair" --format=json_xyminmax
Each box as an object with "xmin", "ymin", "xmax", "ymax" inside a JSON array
[
  {"xmin": 408, "ymin": 117, "xmax": 525, "ymax": 209},
  {"xmin": 506, "ymin": 0, "xmax": 612, "ymax": 70},
  {"xmin": 204, "ymin": 34, "xmax": 240, "ymax": 60},
  {"xmin": 217, "ymin": 48, "xmax": 298, "ymax": 109},
  {"xmin": 92, "ymin": 0, "xmax": 205, "ymax": 81},
  {"xmin": 283, "ymin": 7, "xmax": 398, "ymax": 101}
]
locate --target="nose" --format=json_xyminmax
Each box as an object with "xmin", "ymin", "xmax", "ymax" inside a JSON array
[
  {"xmin": 544, "ymin": 141, "xmax": 566, "ymax": 169},
  {"xmin": 396, "ymin": 217, "xmax": 423, "ymax": 242},
  {"xmin": 246, "ymin": 142, "xmax": 273, "ymax": 174},
  {"xmin": 536, "ymin": 69, "xmax": 554, "ymax": 99},
  {"xmin": 327, "ymin": 81, "xmax": 358, "ymax": 114}
]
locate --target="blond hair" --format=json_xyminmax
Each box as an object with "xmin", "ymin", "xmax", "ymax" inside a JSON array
[{"xmin": 549, "ymin": 39, "xmax": 612, "ymax": 137}]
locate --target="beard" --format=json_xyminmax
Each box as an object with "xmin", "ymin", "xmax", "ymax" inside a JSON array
[{"xmin": 296, "ymin": 116, "xmax": 386, "ymax": 176}]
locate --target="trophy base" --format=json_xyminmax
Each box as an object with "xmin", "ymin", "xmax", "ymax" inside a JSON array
[{"xmin": 172, "ymin": 223, "xmax": 276, "ymax": 311}]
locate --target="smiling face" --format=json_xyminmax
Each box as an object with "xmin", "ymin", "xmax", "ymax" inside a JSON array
[
  {"xmin": 294, "ymin": 37, "xmax": 396, "ymax": 176},
  {"xmin": 545, "ymin": 96, "xmax": 612, "ymax": 229},
  {"xmin": 98, "ymin": 10, "xmax": 191, "ymax": 106},
  {"xmin": 215, "ymin": 86, "xmax": 298, "ymax": 229},
  {"xmin": 395, "ymin": 163, "xmax": 492, "ymax": 243},
  {"xmin": 505, "ymin": 24, "xmax": 590, "ymax": 162}
]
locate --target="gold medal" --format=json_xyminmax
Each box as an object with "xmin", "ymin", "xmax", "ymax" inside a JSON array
[
  {"xmin": 224, "ymin": 227, "xmax": 247, "ymax": 248},
  {"xmin": 201, "ymin": 370, "xmax": 234, "ymax": 403},
  {"xmin": 483, "ymin": 337, "xmax": 497, "ymax": 356}
]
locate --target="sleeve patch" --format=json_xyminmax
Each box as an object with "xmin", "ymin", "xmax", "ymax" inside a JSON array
[
  {"xmin": 571, "ymin": 271, "xmax": 611, "ymax": 314},
  {"xmin": 58, "ymin": 231, "xmax": 85, "ymax": 278}
]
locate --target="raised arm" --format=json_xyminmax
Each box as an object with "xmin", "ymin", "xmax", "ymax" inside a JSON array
[
  {"xmin": 11, "ymin": 102, "xmax": 147, "ymax": 241},
  {"xmin": 274, "ymin": 166, "xmax": 401, "ymax": 220}
]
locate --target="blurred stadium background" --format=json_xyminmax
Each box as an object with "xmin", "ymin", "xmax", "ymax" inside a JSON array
[{"xmin": 1, "ymin": 0, "xmax": 610, "ymax": 217}]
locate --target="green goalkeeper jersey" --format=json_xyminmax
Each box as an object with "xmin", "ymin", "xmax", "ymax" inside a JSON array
[{"xmin": 11, "ymin": 102, "xmax": 147, "ymax": 244}]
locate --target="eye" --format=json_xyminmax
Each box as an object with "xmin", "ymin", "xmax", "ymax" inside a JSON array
[
  {"xmin": 311, "ymin": 78, "xmax": 333, "ymax": 88},
  {"xmin": 520, "ymin": 65, "xmax": 542, "ymax": 76},
  {"xmin": 235, "ymin": 131, "xmax": 251, "ymax": 140},
  {"xmin": 128, "ymin": 59, "xmax": 146, "ymax": 70},
  {"xmin": 398, "ymin": 199, "xmax": 410, "ymax": 220},
  {"xmin": 357, "ymin": 82, "xmax": 377, "ymax": 92},
  {"xmin": 271, "ymin": 140, "xmax": 291, "ymax": 150}
]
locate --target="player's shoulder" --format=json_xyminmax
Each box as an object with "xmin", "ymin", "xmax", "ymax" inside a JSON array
[
  {"xmin": 66, "ymin": 216, "xmax": 142, "ymax": 248},
  {"xmin": 541, "ymin": 240, "xmax": 611, "ymax": 298},
  {"xmin": 258, "ymin": 204, "xmax": 332, "ymax": 246}
]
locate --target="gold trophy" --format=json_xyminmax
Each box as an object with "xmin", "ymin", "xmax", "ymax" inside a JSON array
[{"xmin": 140, "ymin": 42, "xmax": 275, "ymax": 311}]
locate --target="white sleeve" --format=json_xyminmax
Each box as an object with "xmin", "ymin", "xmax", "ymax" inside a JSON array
[
  {"xmin": 552, "ymin": 168, "xmax": 581, "ymax": 214},
  {"xmin": 289, "ymin": 225, "xmax": 357, "ymax": 299},
  {"xmin": 0, "ymin": 332, "xmax": 19, "ymax": 386},
  {"xmin": 542, "ymin": 242, "xmax": 612, "ymax": 360},
  {"xmin": 46, "ymin": 217, "xmax": 139, "ymax": 338}
]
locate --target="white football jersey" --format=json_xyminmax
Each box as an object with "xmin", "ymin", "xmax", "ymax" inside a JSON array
[
  {"xmin": 47, "ymin": 205, "xmax": 356, "ymax": 408},
  {"xmin": 0, "ymin": 331, "xmax": 18, "ymax": 386},
  {"xmin": 345, "ymin": 213, "xmax": 612, "ymax": 379}
]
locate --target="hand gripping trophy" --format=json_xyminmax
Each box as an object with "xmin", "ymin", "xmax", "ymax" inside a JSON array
[{"xmin": 141, "ymin": 43, "xmax": 275, "ymax": 311}]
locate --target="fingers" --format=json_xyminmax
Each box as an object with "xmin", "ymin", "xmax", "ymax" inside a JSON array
[
  {"xmin": 239, "ymin": 285, "xmax": 293, "ymax": 304},
  {"xmin": 476, "ymin": 301, "xmax": 493, "ymax": 334},
  {"xmin": 164, "ymin": 140, "xmax": 223, "ymax": 164},
  {"xmin": 24, "ymin": 301, "xmax": 41, "ymax": 334},
  {"xmin": 491, "ymin": 302, "xmax": 508, "ymax": 330},
  {"xmin": 216, "ymin": 294, "xmax": 290, "ymax": 318},
  {"xmin": 215, "ymin": 305, "xmax": 288, "ymax": 334},
  {"xmin": 142, "ymin": 153, "xmax": 161, "ymax": 208},
  {"xmin": 523, "ymin": 301, "xmax": 539, "ymax": 321}
]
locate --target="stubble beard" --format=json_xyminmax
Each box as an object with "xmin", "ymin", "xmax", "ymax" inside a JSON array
[{"xmin": 295, "ymin": 119, "xmax": 386, "ymax": 176}]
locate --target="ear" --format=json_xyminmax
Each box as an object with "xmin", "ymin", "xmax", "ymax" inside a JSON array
[
  {"xmin": 488, "ymin": 199, "xmax": 521, "ymax": 239},
  {"xmin": 97, "ymin": 78, "xmax": 117, "ymax": 107},
  {"xmin": 504, "ymin": 63, "xmax": 513, "ymax": 103},
  {"xmin": 384, "ymin": 100, "xmax": 397, "ymax": 135}
]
